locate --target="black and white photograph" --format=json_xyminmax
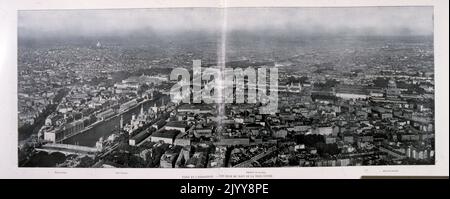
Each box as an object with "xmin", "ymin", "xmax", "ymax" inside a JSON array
[
  {"xmin": 15, "ymin": 5, "xmax": 439, "ymax": 169},
  {"xmin": 0, "ymin": 0, "xmax": 448, "ymax": 183}
]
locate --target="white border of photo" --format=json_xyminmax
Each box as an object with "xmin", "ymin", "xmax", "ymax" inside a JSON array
[{"xmin": 0, "ymin": 0, "xmax": 448, "ymax": 179}]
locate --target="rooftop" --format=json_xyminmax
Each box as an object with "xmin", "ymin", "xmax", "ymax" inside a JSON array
[{"xmin": 151, "ymin": 129, "xmax": 181, "ymax": 139}]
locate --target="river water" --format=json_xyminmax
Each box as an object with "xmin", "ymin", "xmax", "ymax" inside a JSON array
[{"xmin": 62, "ymin": 95, "xmax": 168, "ymax": 147}]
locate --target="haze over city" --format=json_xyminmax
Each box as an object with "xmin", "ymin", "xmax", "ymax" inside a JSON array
[{"xmin": 19, "ymin": 7, "xmax": 433, "ymax": 40}]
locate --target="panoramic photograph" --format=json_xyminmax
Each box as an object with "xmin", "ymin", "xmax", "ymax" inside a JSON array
[{"xmin": 17, "ymin": 7, "xmax": 435, "ymax": 168}]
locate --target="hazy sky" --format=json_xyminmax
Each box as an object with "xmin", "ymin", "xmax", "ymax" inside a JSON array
[{"xmin": 18, "ymin": 7, "xmax": 433, "ymax": 38}]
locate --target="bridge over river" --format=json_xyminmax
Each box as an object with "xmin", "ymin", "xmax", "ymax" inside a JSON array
[{"xmin": 35, "ymin": 143, "xmax": 98, "ymax": 157}]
